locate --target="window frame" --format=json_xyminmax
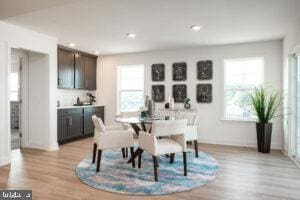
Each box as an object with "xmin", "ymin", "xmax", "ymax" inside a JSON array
[
  {"xmin": 117, "ymin": 65, "xmax": 145, "ymax": 113},
  {"xmin": 222, "ymin": 57, "xmax": 265, "ymax": 122}
]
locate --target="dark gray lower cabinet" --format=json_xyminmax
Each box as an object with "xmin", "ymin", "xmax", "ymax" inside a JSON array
[
  {"xmin": 58, "ymin": 106, "xmax": 104, "ymax": 144},
  {"xmin": 84, "ymin": 106, "xmax": 104, "ymax": 136}
]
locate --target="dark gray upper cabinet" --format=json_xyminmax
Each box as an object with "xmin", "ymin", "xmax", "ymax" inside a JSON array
[
  {"xmin": 58, "ymin": 46, "xmax": 97, "ymax": 90},
  {"xmin": 84, "ymin": 55, "xmax": 97, "ymax": 90},
  {"xmin": 58, "ymin": 48, "xmax": 75, "ymax": 89},
  {"xmin": 75, "ymin": 53, "xmax": 86, "ymax": 89}
]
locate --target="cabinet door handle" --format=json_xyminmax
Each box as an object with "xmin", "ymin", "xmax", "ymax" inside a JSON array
[
  {"xmin": 69, "ymin": 117, "xmax": 72, "ymax": 126},
  {"xmin": 85, "ymin": 80, "xmax": 88, "ymax": 88}
]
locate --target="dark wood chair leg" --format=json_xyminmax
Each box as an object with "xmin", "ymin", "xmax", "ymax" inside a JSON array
[
  {"xmin": 183, "ymin": 152, "xmax": 187, "ymax": 176},
  {"xmin": 141, "ymin": 122, "xmax": 147, "ymax": 132},
  {"xmin": 194, "ymin": 140, "xmax": 199, "ymax": 158},
  {"xmin": 96, "ymin": 149, "xmax": 102, "ymax": 172},
  {"xmin": 170, "ymin": 153, "xmax": 175, "ymax": 164},
  {"xmin": 92, "ymin": 143, "xmax": 97, "ymax": 164},
  {"xmin": 152, "ymin": 156, "xmax": 158, "ymax": 182},
  {"xmin": 127, "ymin": 147, "xmax": 143, "ymax": 163},
  {"xmin": 125, "ymin": 148, "xmax": 128, "ymax": 158},
  {"xmin": 138, "ymin": 149, "xmax": 144, "ymax": 168},
  {"xmin": 121, "ymin": 148, "xmax": 125, "ymax": 158},
  {"xmin": 130, "ymin": 147, "xmax": 135, "ymax": 168}
]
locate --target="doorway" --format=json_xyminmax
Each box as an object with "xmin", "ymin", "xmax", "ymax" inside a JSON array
[{"xmin": 10, "ymin": 50, "xmax": 28, "ymax": 150}]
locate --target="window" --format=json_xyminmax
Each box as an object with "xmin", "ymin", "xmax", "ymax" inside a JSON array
[
  {"xmin": 224, "ymin": 57, "xmax": 264, "ymax": 121},
  {"xmin": 293, "ymin": 53, "xmax": 300, "ymax": 161},
  {"xmin": 10, "ymin": 72, "xmax": 19, "ymax": 101},
  {"xmin": 117, "ymin": 65, "xmax": 144, "ymax": 112}
]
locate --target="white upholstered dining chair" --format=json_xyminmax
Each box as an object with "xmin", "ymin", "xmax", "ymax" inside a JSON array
[
  {"xmin": 91, "ymin": 115, "xmax": 135, "ymax": 172},
  {"xmin": 179, "ymin": 111, "xmax": 199, "ymax": 157},
  {"xmin": 137, "ymin": 119, "xmax": 188, "ymax": 181}
]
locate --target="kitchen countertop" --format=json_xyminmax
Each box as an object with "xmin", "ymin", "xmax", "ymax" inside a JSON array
[{"xmin": 57, "ymin": 105, "xmax": 104, "ymax": 109}]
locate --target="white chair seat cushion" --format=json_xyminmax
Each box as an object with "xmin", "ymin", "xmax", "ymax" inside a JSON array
[
  {"xmin": 155, "ymin": 139, "xmax": 183, "ymax": 155},
  {"xmin": 94, "ymin": 130, "xmax": 134, "ymax": 150}
]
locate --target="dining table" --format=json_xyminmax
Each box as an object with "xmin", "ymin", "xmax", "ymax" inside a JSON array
[{"xmin": 115, "ymin": 116, "xmax": 161, "ymax": 134}]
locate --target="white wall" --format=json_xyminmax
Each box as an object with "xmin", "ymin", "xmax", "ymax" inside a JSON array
[
  {"xmin": 0, "ymin": 21, "xmax": 58, "ymax": 166},
  {"xmin": 97, "ymin": 40, "xmax": 283, "ymax": 149}
]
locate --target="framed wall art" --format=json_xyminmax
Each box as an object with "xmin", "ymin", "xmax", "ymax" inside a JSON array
[
  {"xmin": 196, "ymin": 84, "xmax": 212, "ymax": 103},
  {"xmin": 172, "ymin": 84, "xmax": 187, "ymax": 103},
  {"xmin": 151, "ymin": 63, "xmax": 165, "ymax": 81},
  {"xmin": 152, "ymin": 85, "xmax": 165, "ymax": 102},
  {"xmin": 173, "ymin": 62, "xmax": 187, "ymax": 81},
  {"xmin": 197, "ymin": 60, "xmax": 213, "ymax": 80}
]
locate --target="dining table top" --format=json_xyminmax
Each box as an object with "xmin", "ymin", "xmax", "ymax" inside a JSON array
[{"xmin": 115, "ymin": 116, "xmax": 179, "ymax": 124}]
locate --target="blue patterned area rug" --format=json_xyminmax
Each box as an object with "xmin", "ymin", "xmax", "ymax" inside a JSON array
[{"xmin": 75, "ymin": 148, "xmax": 220, "ymax": 195}]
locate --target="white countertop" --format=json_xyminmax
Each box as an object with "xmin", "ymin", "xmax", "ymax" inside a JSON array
[{"xmin": 57, "ymin": 104, "xmax": 104, "ymax": 109}]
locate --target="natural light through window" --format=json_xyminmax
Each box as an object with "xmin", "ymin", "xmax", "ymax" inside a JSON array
[
  {"xmin": 118, "ymin": 65, "xmax": 144, "ymax": 112},
  {"xmin": 224, "ymin": 57, "xmax": 264, "ymax": 121},
  {"xmin": 10, "ymin": 72, "xmax": 19, "ymax": 101}
]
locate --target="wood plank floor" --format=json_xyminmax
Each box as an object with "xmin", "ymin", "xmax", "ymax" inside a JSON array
[{"xmin": 0, "ymin": 138, "xmax": 300, "ymax": 200}]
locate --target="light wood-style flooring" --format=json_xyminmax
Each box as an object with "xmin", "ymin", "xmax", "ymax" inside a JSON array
[{"xmin": 0, "ymin": 138, "xmax": 300, "ymax": 200}]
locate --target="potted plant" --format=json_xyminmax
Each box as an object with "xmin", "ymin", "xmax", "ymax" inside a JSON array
[{"xmin": 248, "ymin": 87, "xmax": 281, "ymax": 153}]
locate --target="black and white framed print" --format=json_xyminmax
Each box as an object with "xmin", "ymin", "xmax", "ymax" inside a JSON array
[
  {"xmin": 152, "ymin": 85, "xmax": 165, "ymax": 102},
  {"xmin": 151, "ymin": 64, "xmax": 165, "ymax": 81},
  {"xmin": 173, "ymin": 84, "xmax": 187, "ymax": 103},
  {"xmin": 173, "ymin": 62, "xmax": 187, "ymax": 81},
  {"xmin": 197, "ymin": 60, "xmax": 213, "ymax": 80},
  {"xmin": 197, "ymin": 84, "xmax": 212, "ymax": 103}
]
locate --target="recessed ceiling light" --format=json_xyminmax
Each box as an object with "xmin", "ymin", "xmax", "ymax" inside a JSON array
[
  {"xmin": 127, "ymin": 33, "xmax": 136, "ymax": 39},
  {"xmin": 93, "ymin": 51, "xmax": 99, "ymax": 55},
  {"xmin": 190, "ymin": 25, "xmax": 202, "ymax": 31},
  {"xmin": 68, "ymin": 42, "xmax": 76, "ymax": 47}
]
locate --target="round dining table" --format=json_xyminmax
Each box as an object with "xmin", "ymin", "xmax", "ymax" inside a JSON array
[{"xmin": 115, "ymin": 117, "xmax": 161, "ymax": 134}]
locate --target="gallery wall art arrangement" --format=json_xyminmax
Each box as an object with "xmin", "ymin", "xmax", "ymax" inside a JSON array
[{"xmin": 151, "ymin": 61, "xmax": 213, "ymax": 104}]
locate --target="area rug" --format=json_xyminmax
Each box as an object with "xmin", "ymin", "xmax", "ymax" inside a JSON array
[{"xmin": 75, "ymin": 148, "xmax": 220, "ymax": 195}]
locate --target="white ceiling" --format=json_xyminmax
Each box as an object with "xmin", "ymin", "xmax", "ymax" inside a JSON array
[
  {"xmin": 2, "ymin": 0, "xmax": 300, "ymax": 55},
  {"xmin": 0, "ymin": 0, "xmax": 79, "ymax": 19}
]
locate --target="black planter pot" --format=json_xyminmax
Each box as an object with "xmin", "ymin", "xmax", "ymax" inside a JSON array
[{"xmin": 256, "ymin": 123, "xmax": 272, "ymax": 153}]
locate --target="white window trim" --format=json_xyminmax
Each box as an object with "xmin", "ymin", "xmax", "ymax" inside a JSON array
[
  {"xmin": 117, "ymin": 65, "xmax": 144, "ymax": 114},
  {"xmin": 222, "ymin": 57, "xmax": 265, "ymax": 122}
]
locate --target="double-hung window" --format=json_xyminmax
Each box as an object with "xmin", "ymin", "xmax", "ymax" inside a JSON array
[
  {"xmin": 117, "ymin": 65, "xmax": 144, "ymax": 112},
  {"xmin": 224, "ymin": 57, "xmax": 264, "ymax": 121}
]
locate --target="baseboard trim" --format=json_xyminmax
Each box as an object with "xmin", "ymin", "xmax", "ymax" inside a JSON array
[
  {"xmin": 46, "ymin": 142, "xmax": 59, "ymax": 151},
  {"xmin": 282, "ymin": 150, "xmax": 300, "ymax": 169},
  {"xmin": 0, "ymin": 156, "xmax": 10, "ymax": 166},
  {"xmin": 198, "ymin": 138, "xmax": 281, "ymax": 149},
  {"xmin": 28, "ymin": 142, "xmax": 45, "ymax": 150}
]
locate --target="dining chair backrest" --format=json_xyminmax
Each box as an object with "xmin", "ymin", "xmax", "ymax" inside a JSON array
[
  {"xmin": 92, "ymin": 115, "xmax": 106, "ymax": 132},
  {"xmin": 179, "ymin": 111, "xmax": 197, "ymax": 125},
  {"xmin": 151, "ymin": 119, "xmax": 187, "ymax": 137}
]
